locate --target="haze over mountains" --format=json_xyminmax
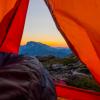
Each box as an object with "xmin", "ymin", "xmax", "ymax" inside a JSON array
[{"xmin": 19, "ymin": 41, "xmax": 72, "ymax": 58}]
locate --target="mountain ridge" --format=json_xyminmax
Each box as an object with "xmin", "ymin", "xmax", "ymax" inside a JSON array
[{"xmin": 19, "ymin": 41, "xmax": 72, "ymax": 58}]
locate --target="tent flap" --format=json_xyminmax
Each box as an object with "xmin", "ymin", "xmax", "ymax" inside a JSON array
[
  {"xmin": 45, "ymin": 0, "xmax": 100, "ymax": 84},
  {"xmin": 0, "ymin": 0, "xmax": 29, "ymax": 54}
]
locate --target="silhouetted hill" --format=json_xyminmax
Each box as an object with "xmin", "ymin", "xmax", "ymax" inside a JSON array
[{"xmin": 19, "ymin": 41, "xmax": 72, "ymax": 58}]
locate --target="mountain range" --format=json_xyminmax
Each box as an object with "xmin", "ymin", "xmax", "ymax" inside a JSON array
[{"xmin": 19, "ymin": 41, "xmax": 72, "ymax": 58}]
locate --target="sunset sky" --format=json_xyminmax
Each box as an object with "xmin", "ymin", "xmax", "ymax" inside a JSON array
[{"xmin": 21, "ymin": 0, "xmax": 68, "ymax": 48}]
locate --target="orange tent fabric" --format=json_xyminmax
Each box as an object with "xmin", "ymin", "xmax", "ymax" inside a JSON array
[
  {"xmin": 0, "ymin": 0, "xmax": 29, "ymax": 53},
  {"xmin": 0, "ymin": 0, "xmax": 17, "ymax": 22},
  {"xmin": 56, "ymin": 84, "xmax": 100, "ymax": 100},
  {"xmin": 45, "ymin": 0, "xmax": 100, "ymax": 84},
  {"xmin": 0, "ymin": 0, "xmax": 100, "ymax": 100}
]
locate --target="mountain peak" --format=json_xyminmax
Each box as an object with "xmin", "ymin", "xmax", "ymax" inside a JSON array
[
  {"xmin": 19, "ymin": 41, "xmax": 72, "ymax": 58},
  {"xmin": 26, "ymin": 41, "xmax": 49, "ymax": 47},
  {"xmin": 27, "ymin": 41, "xmax": 40, "ymax": 45}
]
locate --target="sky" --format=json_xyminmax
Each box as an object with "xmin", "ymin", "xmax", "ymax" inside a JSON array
[{"xmin": 21, "ymin": 0, "xmax": 68, "ymax": 48}]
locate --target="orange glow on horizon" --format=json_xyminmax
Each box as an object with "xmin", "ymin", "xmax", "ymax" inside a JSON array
[
  {"xmin": 43, "ymin": 41, "xmax": 68, "ymax": 47},
  {"xmin": 21, "ymin": 40, "xmax": 68, "ymax": 48}
]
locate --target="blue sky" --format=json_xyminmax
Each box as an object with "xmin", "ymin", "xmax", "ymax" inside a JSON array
[{"xmin": 21, "ymin": 0, "xmax": 68, "ymax": 47}]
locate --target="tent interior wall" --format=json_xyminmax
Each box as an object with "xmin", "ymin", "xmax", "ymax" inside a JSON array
[{"xmin": 0, "ymin": 0, "xmax": 100, "ymax": 100}]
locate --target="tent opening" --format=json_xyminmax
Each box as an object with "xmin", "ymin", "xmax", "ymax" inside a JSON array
[{"xmin": 1, "ymin": 0, "xmax": 100, "ymax": 100}]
